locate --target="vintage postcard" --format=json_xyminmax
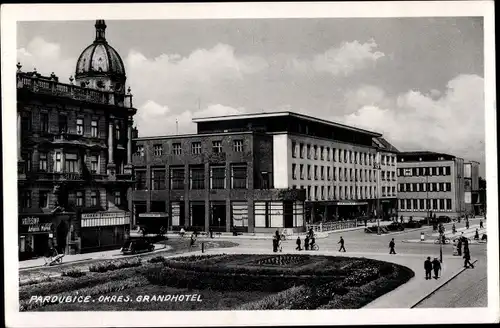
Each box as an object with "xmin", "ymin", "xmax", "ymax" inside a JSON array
[{"xmin": 2, "ymin": 1, "xmax": 498, "ymax": 327}]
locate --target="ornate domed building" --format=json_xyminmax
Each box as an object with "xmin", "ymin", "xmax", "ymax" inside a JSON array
[
  {"xmin": 75, "ymin": 20, "xmax": 127, "ymax": 96},
  {"xmin": 16, "ymin": 20, "xmax": 138, "ymax": 258}
]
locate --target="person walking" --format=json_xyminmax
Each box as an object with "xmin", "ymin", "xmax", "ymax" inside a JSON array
[
  {"xmin": 304, "ymin": 235, "xmax": 310, "ymax": 251},
  {"xmin": 457, "ymin": 236, "xmax": 463, "ymax": 256},
  {"xmin": 463, "ymin": 248, "xmax": 474, "ymax": 268},
  {"xmin": 424, "ymin": 257, "xmax": 433, "ymax": 280},
  {"xmin": 465, "ymin": 220, "xmax": 470, "ymax": 230},
  {"xmin": 296, "ymin": 236, "xmax": 302, "ymax": 251},
  {"xmin": 432, "ymin": 257, "xmax": 441, "ymax": 279},
  {"xmin": 479, "ymin": 219, "xmax": 484, "ymax": 229},
  {"xmin": 474, "ymin": 228, "xmax": 480, "ymax": 240},
  {"xmin": 389, "ymin": 238, "xmax": 396, "ymax": 254},
  {"xmin": 452, "ymin": 223, "xmax": 456, "ymax": 234},
  {"xmin": 189, "ymin": 233, "xmax": 196, "ymax": 250},
  {"xmin": 338, "ymin": 236, "xmax": 346, "ymax": 252}
]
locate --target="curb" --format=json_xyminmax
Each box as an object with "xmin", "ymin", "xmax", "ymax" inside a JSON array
[
  {"xmin": 410, "ymin": 259, "xmax": 479, "ymax": 308},
  {"xmin": 19, "ymin": 258, "xmax": 94, "ymax": 271}
]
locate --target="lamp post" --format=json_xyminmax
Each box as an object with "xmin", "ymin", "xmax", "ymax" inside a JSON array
[
  {"xmin": 439, "ymin": 231, "xmax": 444, "ymax": 263},
  {"xmin": 374, "ymin": 160, "xmax": 381, "ymax": 235}
]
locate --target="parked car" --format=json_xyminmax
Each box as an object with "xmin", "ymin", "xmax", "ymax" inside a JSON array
[
  {"xmin": 403, "ymin": 220, "xmax": 422, "ymax": 229},
  {"xmin": 437, "ymin": 216, "xmax": 452, "ymax": 223},
  {"xmin": 386, "ymin": 222, "xmax": 405, "ymax": 232},
  {"xmin": 120, "ymin": 239, "xmax": 155, "ymax": 255}
]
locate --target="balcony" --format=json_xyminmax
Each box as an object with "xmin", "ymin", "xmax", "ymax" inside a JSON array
[{"xmin": 17, "ymin": 72, "xmax": 134, "ymax": 109}]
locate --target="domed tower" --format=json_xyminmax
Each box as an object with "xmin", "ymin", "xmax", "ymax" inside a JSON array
[{"xmin": 75, "ymin": 20, "xmax": 126, "ymax": 96}]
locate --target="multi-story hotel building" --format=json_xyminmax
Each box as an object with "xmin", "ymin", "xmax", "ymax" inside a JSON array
[
  {"xmin": 396, "ymin": 151, "xmax": 477, "ymax": 219},
  {"xmin": 130, "ymin": 112, "xmax": 398, "ymax": 233},
  {"xmin": 17, "ymin": 20, "xmax": 137, "ymax": 259}
]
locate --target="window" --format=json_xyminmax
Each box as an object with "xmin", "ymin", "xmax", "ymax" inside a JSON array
[
  {"xmin": 135, "ymin": 170, "xmax": 146, "ymax": 190},
  {"xmin": 292, "ymin": 163, "xmax": 297, "ymax": 180},
  {"xmin": 40, "ymin": 113, "xmax": 49, "ymax": 133},
  {"xmin": 307, "ymin": 144, "xmax": 311, "ymax": 159},
  {"xmin": 412, "ymin": 199, "xmax": 417, "ymax": 210},
  {"xmin": 153, "ymin": 144, "xmax": 163, "ymax": 156},
  {"xmin": 345, "ymin": 150, "xmax": 349, "ymax": 163},
  {"xmin": 321, "ymin": 186, "xmax": 325, "ymax": 200},
  {"xmin": 439, "ymin": 199, "xmax": 445, "ymax": 210},
  {"xmin": 326, "ymin": 148, "xmax": 330, "ymax": 161},
  {"xmin": 392, "ymin": 186, "xmax": 395, "ymax": 195},
  {"xmin": 420, "ymin": 183, "xmax": 425, "ymax": 191},
  {"xmin": 39, "ymin": 191, "xmax": 49, "ymax": 208},
  {"xmin": 439, "ymin": 183, "xmax": 444, "ymax": 192},
  {"xmin": 231, "ymin": 165, "xmax": 247, "ymax": 189},
  {"xmin": 234, "ymin": 140, "xmax": 244, "ymax": 152},
  {"xmin": 419, "ymin": 199, "xmax": 425, "ymax": 210},
  {"xmin": 430, "ymin": 167, "xmax": 435, "ymax": 176},
  {"xmin": 90, "ymin": 155, "xmax": 99, "ymax": 173},
  {"xmin": 333, "ymin": 167, "xmax": 337, "ymax": 181},
  {"xmin": 446, "ymin": 199, "xmax": 452, "ymax": 210},
  {"xmin": 328, "ymin": 186, "xmax": 331, "ymax": 199},
  {"xmin": 320, "ymin": 146, "xmax": 324, "ymax": 160},
  {"xmin": 313, "ymin": 145, "xmax": 318, "ymax": 160},
  {"xmin": 76, "ymin": 191, "xmax": 84, "ymax": 207},
  {"xmin": 170, "ymin": 167, "xmax": 185, "ymax": 190},
  {"xmin": 192, "ymin": 142, "xmax": 202, "ymax": 154},
  {"xmin": 152, "ymin": 169, "xmax": 166, "ymax": 190},
  {"xmin": 406, "ymin": 199, "xmax": 411, "ymax": 210},
  {"xmin": 115, "ymin": 123, "xmax": 121, "ymax": 140},
  {"xmin": 307, "ymin": 165, "xmax": 312, "ymax": 180},
  {"xmin": 21, "ymin": 191, "xmax": 32, "ymax": 208},
  {"xmin": 426, "ymin": 199, "xmax": 431, "ymax": 210},
  {"xmin": 172, "ymin": 143, "xmax": 182, "ymax": 155},
  {"xmin": 415, "ymin": 183, "xmax": 420, "ymax": 192},
  {"xmin": 76, "ymin": 118, "xmax": 84, "ymax": 135},
  {"xmin": 90, "ymin": 191, "xmax": 99, "ymax": 206},
  {"xmin": 354, "ymin": 152, "xmax": 358, "ymax": 164},
  {"xmin": 381, "ymin": 171, "xmax": 386, "ymax": 181},
  {"xmin": 91, "ymin": 120, "xmax": 98, "ymax": 137},
  {"xmin": 445, "ymin": 166, "xmax": 451, "ymax": 175},
  {"xmin": 315, "ymin": 186, "xmax": 319, "ymax": 200},
  {"xmin": 344, "ymin": 168, "xmax": 348, "ymax": 181},
  {"xmin": 307, "ymin": 186, "xmax": 311, "ymax": 200},
  {"xmin": 299, "ymin": 143, "xmax": 304, "ymax": 159},
  {"xmin": 446, "ymin": 183, "xmax": 451, "ymax": 192},
  {"xmin": 190, "ymin": 166, "xmax": 205, "ymax": 189},
  {"xmin": 212, "ymin": 141, "xmax": 222, "ymax": 153},
  {"xmin": 327, "ymin": 167, "xmax": 331, "ymax": 181},
  {"xmin": 210, "ymin": 166, "xmax": 226, "ymax": 189},
  {"xmin": 114, "ymin": 191, "xmax": 121, "ymax": 205},
  {"xmin": 300, "ymin": 164, "xmax": 304, "ymax": 180},
  {"xmin": 333, "ymin": 148, "xmax": 337, "ymax": 162},
  {"xmin": 400, "ymin": 199, "xmax": 405, "ymax": 210},
  {"xmin": 39, "ymin": 153, "xmax": 48, "ymax": 172},
  {"xmin": 339, "ymin": 149, "xmax": 343, "ymax": 162},
  {"xmin": 350, "ymin": 168, "xmax": 353, "ymax": 181},
  {"xmin": 65, "ymin": 153, "xmax": 78, "ymax": 173},
  {"xmin": 292, "ymin": 142, "xmax": 297, "ymax": 158},
  {"xmin": 321, "ymin": 166, "xmax": 325, "ymax": 180},
  {"xmin": 382, "ymin": 186, "xmax": 386, "ymax": 197},
  {"xmin": 58, "ymin": 115, "xmax": 67, "ymax": 133},
  {"xmin": 314, "ymin": 165, "xmax": 318, "ymax": 180},
  {"xmin": 432, "ymin": 199, "xmax": 438, "ymax": 210},
  {"xmin": 135, "ymin": 145, "xmax": 144, "ymax": 157}
]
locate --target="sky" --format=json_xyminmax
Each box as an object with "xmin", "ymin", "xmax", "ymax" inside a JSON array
[{"xmin": 17, "ymin": 18, "xmax": 485, "ymax": 175}]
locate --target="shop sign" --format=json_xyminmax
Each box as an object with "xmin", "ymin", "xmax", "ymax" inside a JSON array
[
  {"xmin": 82, "ymin": 212, "xmax": 128, "ymax": 219},
  {"xmin": 27, "ymin": 223, "xmax": 53, "ymax": 233},
  {"xmin": 139, "ymin": 212, "xmax": 168, "ymax": 218},
  {"xmin": 336, "ymin": 201, "xmax": 369, "ymax": 206},
  {"xmin": 81, "ymin": 212, "xmax": 131, "ymax": 227},
  {"xmin": 277, "ymin": 189, "xmax": 306, "ymax": 201},
  {"xmin": 22, "ymin": 217, "xmax": 40, "ymax": 225}
]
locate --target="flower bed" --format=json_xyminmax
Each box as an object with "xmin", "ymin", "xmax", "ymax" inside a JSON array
[{"xmin": 88, "ymin": 258, "xmax": 142, "ymax": 273}]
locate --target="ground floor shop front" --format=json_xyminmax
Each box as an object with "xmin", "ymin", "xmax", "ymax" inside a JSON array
[{"xmin": 80, "ymin": 212, "xmax": 131, "ymax": 253}]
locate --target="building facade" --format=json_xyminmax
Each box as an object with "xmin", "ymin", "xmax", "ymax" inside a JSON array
[
  {"xmin": 130, "ymin": 112, "xmax": 398, "ymax": 233},
  {"xmin": 396, "ymin": 151, "xmax": 473, "ymax": 219},
  {"xmin": 17, "ymin": 20, "xmax": 137, "ymax": 259}
]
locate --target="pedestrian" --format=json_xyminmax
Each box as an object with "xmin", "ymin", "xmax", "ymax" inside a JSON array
[
  {"xmin": 272, "ymin": 235, "xmax": 278, "ymax": 252},
  {"xmin": 338, "ymin": 236, "xmax": 346, "ymax": 252},
  {"xmin": 278, "ymin": 237, "xmax": 283, "ymax": 252},
  {"xmin": 209, "ymin": 227, "xmax": 214, "ymax": 239},
  {"xmin": 463, "ymin": 248, "xmax": 474, "ymax": 268},
  {"xmin": 424, "ymin": 257, "xmax": 433, "ymax": 280},
  {"xmin": 400, "ymin": 215, "xmax": 404, "ymax": 223},
  {"xmin": 364, "ymin": 218, "xmax": 367, "ymax": 227},
  {"xmin": 189, "ymin": 233, "xmax": 196, "ymax": 249},
  {"xmin": 452, "ymin": 223, "xmax": 456, "ymax": 234},
  {"xmin": 457, "ymin": 237, "xmax": 463, "ymax": 256},
  {"xmin": 432, "ymin": 257, "xmax": 441, "ymax": 279},
  {"xmin": 304, "ymin": 235, "xmax": 310, "ymax": 251},
  {"xmin": 466, "ymin": 220, "xmax": 470, "ymax": 230},
  {"xmin": 479, "ymin": 220, "xmax": 484, "ymax": 229},
  {"xmin": 389, "ymin": 238, "xmax": 396, "ymax": 254},
  {"xmin": 474, "ymin": 228, "xmax": 480, "ymax": 240},
  {"xmin": 296, "ymin": 236, "xmax": 302, "ymax": 251}
]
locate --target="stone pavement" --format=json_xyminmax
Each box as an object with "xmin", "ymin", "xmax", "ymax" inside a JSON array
[
  {"xmin": 19, "ymin": 243, "xmax": 171, "ymax": 270},
  {"xmin": 199, "ymin": 247, "xmax": 470, "ymax": 309}
]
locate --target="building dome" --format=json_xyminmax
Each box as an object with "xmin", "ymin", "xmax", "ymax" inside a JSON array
[{"xmin": 75, "ymin": 20, "xmax": 126, "ymax": 93}]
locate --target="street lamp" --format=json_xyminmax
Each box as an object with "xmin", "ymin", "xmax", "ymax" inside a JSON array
[{"xmin": 373, "ymin": 160, "xmax": 381, "ymax": 235}]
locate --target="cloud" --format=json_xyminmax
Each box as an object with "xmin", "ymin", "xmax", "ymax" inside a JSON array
[
  {"xmin": 290, "ymin": 39, "xmax": 385, "ymax": 76},
  {"xmin": 135, "ymin": 102, "xmax": 245, "ymax": 137},
  {"xmin": 17, "ymin": 37, "xmax": 75, "ymax": 82},
  {"xmin": 341, "ymin": 74, "xmax": 485, "ymax": 165}
]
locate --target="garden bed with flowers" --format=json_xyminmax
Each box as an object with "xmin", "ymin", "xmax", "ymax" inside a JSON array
[{"xmin": 20, "ymin": 254, "xmax": 413, "ymax": 311}]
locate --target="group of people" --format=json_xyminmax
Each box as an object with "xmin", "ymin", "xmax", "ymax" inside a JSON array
[
  {"xmin": 294, "ymin": 229, "xmax": 317, "ymax": 251},
  {"xmin": 424, "ymin": 257, "xmax": 442, "ymax": 280},
  {"xmin": 453, "ymin": 233, "xmax": 475, "ymax": 268}
]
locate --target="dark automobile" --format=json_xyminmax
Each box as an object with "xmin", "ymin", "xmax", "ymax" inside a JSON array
[
  {"xmin": 386, "ymin": 222, "xmax": 405, "ymax": 232},
  {"xmin": 437, "ymin": 216, "xmax": 452, "ymax": 223},
  {"xmin": 121, "ymin": 239, "xmax": 155, "ymax": 255},
  {"xmin": 403, "ymin": 220, "xmax": 422, "ymax": 229}
]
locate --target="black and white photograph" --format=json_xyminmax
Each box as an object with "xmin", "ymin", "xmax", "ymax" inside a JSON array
[{"xmin": 2, "ymin": 2, "xmax": 498, "ymax": 327}]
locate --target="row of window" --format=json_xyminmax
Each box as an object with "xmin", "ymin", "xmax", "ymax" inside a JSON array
[
  {"xmin": 291, "ymin": 184, "xmax": 396, "ymax": 201},
  {"xmin": 399, "ymin": 182, "xmax": 452, "ymax": 192},
  {"xmin": 291, "ymin": 142, "xmax": 396, "ymax": 166},
  {"xmin": 135, "ymin": 164, "xmax": 248, "ymax": 190},
  {"xmin": 398, "ymin": 166, "xmax": 451, "ymax": 177},
  {"xmin": 399, "ymin": 199, "xmax": 453, "ymax": 211},
  {"xmin": 19, "ymin": 190, "xmax": 118, "ymax": 208},
  {"xmin": 22, "ymin": 152, "xmax": 101, "ymax": 174},
  {"xmin": 21, "ymin": 111, "xmax": 123, "ymax": 139},
  {"xmin": 137, "ymin": 140, "xmax": 245, "ymax": 157},
  {"xmin": 291, "ymin": 164, "xmax": 396, "ymax": 182}
]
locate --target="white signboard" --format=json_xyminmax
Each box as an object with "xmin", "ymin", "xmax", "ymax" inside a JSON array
[
  {"xmin": 81, "ymin": 212, "xmax": 131, "ymax": 227},
  {"xmin": 464, "ymin": 191, "xmax": 472, "ymax": 204}
]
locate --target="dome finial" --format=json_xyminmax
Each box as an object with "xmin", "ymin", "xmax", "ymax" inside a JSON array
[{"xmin": 95, "ymin": 19, "xmax": 107, "ymax": 42}]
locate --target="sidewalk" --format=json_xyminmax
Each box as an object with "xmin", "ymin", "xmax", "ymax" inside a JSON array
[
  {"xmin": 19, "ymin": 243, "xmax": 171, "ymax": 270},
  {"xmin": 403, "ymin": 225, "xmax": 487, "ymax": 244},
  {"xmin": 198, "ymin": 247, "xmax": 468, "ymax": 309}
]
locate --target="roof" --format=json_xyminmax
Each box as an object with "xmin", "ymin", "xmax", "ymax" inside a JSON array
[
  {"xmin": 192, "ymin": 111, "xmax": 382, "ymax": 137},
  {"xmin": 134, "ymin": 130, "xmax": 255, "ymax": 141},
  {"xmin": 373, "ymin": 137, "xmax": 399, "ymax": 153},
  {"xmin": 399, "ymin": 151, "xmax": 456, "ymax": 158}
]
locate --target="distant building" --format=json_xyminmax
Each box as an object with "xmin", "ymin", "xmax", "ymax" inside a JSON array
[
  {"xmin": 130, "ymin": 111, "xmax": 398, "ymax": 233},
  {"xmin": 17, "ymin": 20, "xmax": 137, "ymax": 259},
  {"xmin": 396, "ymin": 151, "xmax": 478, "ymax": 219}
]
